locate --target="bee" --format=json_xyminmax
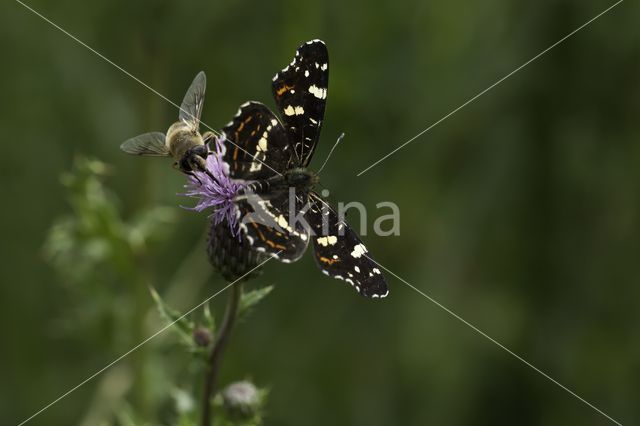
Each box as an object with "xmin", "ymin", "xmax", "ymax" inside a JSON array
[{"xmin": 120, "ymin": 72, "xmax": 215, "ymax": 181}]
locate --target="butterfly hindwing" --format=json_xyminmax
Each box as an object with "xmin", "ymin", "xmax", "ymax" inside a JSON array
[
  {"xmin": 237, "ymin": 189, "xmax": 310, "ymax": 263},
  {"xmin": 306, "ymin": 193, "xmax": 389, "ymax": 298},
  {"xmin": 272, "ymin": 40, "xmax": 328, "ymax": 166},
  {"xmin": 221, "ymin": 101, "xmax": 294, "ymax": 180}
]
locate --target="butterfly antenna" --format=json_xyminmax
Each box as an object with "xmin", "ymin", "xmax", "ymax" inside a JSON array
[{"xmin": 318, "ymin": 133, "xmax": 345, "ymax": 175}]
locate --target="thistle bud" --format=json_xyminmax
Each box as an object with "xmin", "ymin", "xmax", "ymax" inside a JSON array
[
  {"xmin": 222, "ymin": 381, "xmax": 260, "ymax": 419},
  {"xmin": 192, "ymin": 326, "xmax": 213, "ymax": 347},
  {"xmin": 207, "ymin": 218, "xmax": 264, "ymax": 282}
]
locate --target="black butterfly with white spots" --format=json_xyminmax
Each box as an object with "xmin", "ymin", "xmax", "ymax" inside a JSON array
[{"xmin": 219, "ymin": 40, "xmax": 388, "ymax": 298}]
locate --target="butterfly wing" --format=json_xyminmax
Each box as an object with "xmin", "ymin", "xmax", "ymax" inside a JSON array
[
  {"xmin": 221, "ymin": 101, "xmax": 295, "ymax": 180},
  {"xmin": 237, "ymin": 189, "xmax": 310, "ymax": 262},
  {"xmin": 306, "ymin": 193, "xmax": 389, "ymax": 298},
  {"xmin": 120, "ymin": 132, "xmax": 169, "ymax": 156},
  {"xmin": 271, "ymin": 39, "xmax": 328, "ymax": 167},
  {"xmin": 180, "ymin": 71, "xmax": 206, "ymax": 131}
]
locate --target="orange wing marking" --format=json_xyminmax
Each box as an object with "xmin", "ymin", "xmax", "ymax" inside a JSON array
[
  {"xmin": 318, "ymin": 256, "xmax": 339, "ymax": 265},
  {"xmin": 276, "ymin": 84, "xmax": 294, "ymax": 97}
]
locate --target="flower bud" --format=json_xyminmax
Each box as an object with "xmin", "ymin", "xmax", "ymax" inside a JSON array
[
  {"xmin": 222, "ymin": 381, "xmax": 259, "ymax": 419},
  {"xmin": 207, "ymin": 218, "xmax": 264, "ymax": 282},
  {"xmin": 192, "ymin": 326, "xmax": 213, "ymax": 347}
]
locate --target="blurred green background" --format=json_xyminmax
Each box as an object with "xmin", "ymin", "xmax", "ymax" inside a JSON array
[{"xmin": 2, "ymin": 0, "xmax": 639, "ymax": 424}]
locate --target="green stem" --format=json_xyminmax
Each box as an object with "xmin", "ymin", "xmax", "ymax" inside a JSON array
[
  {"xmin": 132, "ymin": 261, "xmax": 150, "ymax": 417},
  {"xmin": 201, "ymin": 282, "xmax": 243, "ymax": 426}
]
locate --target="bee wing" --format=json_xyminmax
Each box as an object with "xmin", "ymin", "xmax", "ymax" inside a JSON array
[
  {"xmin": 179, "ymin": 71, "xmax": 206, "ymax": 131},
  {"xmin": 120, "ymin": 132, "xmax": 169, "ymax": 156}
]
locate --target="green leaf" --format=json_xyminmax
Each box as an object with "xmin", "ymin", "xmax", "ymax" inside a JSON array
[
  {"xmin": 238, "ymin": 285, "xmax": 274, "ymax": 319},
  {"xmin": 172, "ymin": 387, "xmax": 196, "ymax": 415},
  {"xmin": 128, "ymin": 206, "xmax": 178, "ymax": 253},
  {"xmin": 203, "ymin": 302, "xmax": 216, "ymax": 332},
  {"xmin": 149, "ymin": 286, "xmax": 194, "ymax": 345}
]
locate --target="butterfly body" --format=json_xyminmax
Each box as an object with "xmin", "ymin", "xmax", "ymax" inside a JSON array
[
  {"xmin": 283, "ymin": 167, "xmax": 319, "ymax": 192},
  {"xmin": 221, "ymin": 40, "xmax": 389, "ymax": 298}
]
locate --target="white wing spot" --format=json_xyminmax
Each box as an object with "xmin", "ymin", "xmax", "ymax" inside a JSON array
[
  {"xmin": 308, "ymin": 85, "xmax": 327, "ymax": 99},
  {"xmin": 354, "ymin": 266, "xmax": 360, "ymax": 273},
  {"xmin": 350, "ymin": 243, "xmax": 368, "ymax": 258},
  {"xmin": 257, "ymin": 137, "xmax": 267, "ymax": 152},
  {"xmin": 316, "ymin": 235, "xmax": 338, "ymax": 247},
  {"xmin": 284, "ymin": 105, "xmax": 305, "ymax": 116},
  {"xmin": 276, "ymin": 215, "xmax": 294, "ymax": 232}
]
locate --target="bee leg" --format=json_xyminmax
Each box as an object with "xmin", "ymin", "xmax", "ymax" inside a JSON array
[
  {"xmin": 202, "ymin": 131, "xmax": 216, "ymax": 147},
  {"xmin": 192, "ymin": 153, "xmax": 219, "ymax": 184},
  {"xmin": 204, "ymin": 169, "xmax": 217, "ymax": 182},
  {"xmin": 194, "ymin": 162, "xmax": 217, "ymax": 184},
  {"xmin": 185, "ymin": 171, "xmax": 203, "ymax": 185}
]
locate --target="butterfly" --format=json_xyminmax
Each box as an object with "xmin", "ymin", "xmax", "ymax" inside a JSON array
[{"xmin": 219, "ymin": 40, "xmax": 388, "ymax": 298}]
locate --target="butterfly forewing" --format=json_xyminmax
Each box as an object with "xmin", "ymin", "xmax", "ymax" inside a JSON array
[
  {"xmin": 221, "ymin": 102, "xmax": 294, "ymax": 180},
  {"xmin": 237, "ymin": 190, "xmax": 310, "ymax": 262},
  {"xmin": 306, "ymin": 193, "xmax": 389, "ymax": 298},
  {"xmin": 180, "ymin": 71, "xmax": 206, "ymax": 131},
  {"xmin": 271, "ymin": 39, "xmax": 328, "ymax": 166}
]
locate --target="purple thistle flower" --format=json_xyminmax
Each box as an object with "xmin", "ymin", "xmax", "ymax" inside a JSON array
[{"xmin": 180, "ymin": 137, "xmax": 244, "ymax": 238}]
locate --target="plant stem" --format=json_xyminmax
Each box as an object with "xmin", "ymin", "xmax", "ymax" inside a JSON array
[{"xmin": 201, "ymin": 281, "xmax": 243, "ymax": 426}]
